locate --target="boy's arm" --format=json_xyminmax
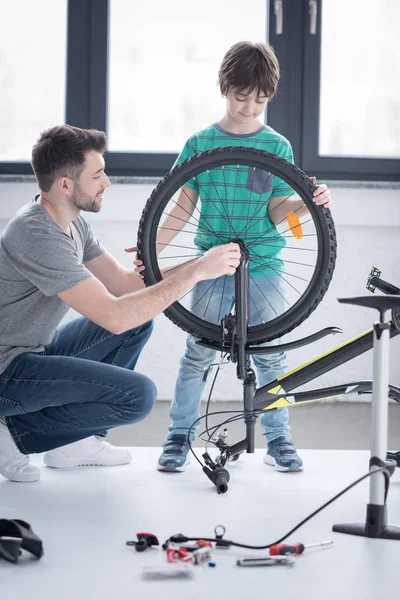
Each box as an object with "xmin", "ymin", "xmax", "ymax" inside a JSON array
[
  {"xmin": 268, "ymin": 180, "xmax": 332, "ymax": 224},
  {"xmin": 156, "ymin": 185, "xmax": 199, "ymax": 253}
]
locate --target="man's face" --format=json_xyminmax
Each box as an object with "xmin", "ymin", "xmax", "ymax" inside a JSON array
[
  {"xmin": 71, "ymin": 150, "xmax": 110, "ymax": 213},
  {"xmin": 226, "ymin": 88, "xmax": 268, "ymax": 125}
]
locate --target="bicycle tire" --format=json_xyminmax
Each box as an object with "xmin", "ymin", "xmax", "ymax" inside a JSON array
[{"xmin": 137, "ymin": 146, "xmax": 337, "ymax": 344}]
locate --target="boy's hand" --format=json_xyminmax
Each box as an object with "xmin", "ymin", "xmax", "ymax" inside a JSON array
[
  {"xmin": 125, "ymin": 246, "xmax": 145, "ymax": 279},
  {"xmin": 311, "ymin": 176, "xmax": 332, "ymax": 208}
]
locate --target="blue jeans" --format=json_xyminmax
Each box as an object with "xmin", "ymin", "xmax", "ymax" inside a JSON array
[
  {"xmin": 168, "ymin": 275, "xmax": 289, "ymax": 444},
  {"xmin": 0, "ymin": 317, "xmax": 156, "ymax": 454}
]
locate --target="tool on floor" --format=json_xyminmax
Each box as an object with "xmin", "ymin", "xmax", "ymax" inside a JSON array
[
  {"xmin": 126, "ymin": 532, "xmax": 159, "ymax": 552},
  {"xmin": 237, "ymin": 555, "xmax": 295, "ymax": 567},
  {"xmin": 142, "ymin": 564, "xmax": 194, "ymax": 580},
  {"xmin": 192, "ymin": 547, "xmax": 213, "ymax": 565},
  {"xmin": 166, "ymin": 544, "xmax": 192, "ymax": 563},
  {"xmin": 269, "ymin": 540, "xmax": 334, "ymax": 556}
]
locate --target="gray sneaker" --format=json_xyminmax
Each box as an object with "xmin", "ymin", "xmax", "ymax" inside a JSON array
[
  {"xmin": 264, "ymin": 436, "xmax": 303, "ymax": 472},
  {"xmin": 157, "ymin": 434, "xmax": 191, "ymax": 472}
]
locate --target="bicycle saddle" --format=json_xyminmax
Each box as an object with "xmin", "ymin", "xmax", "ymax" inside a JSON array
[{"xmin": 338, "ymin": 295, "xmax": 400, "ymax": 312}]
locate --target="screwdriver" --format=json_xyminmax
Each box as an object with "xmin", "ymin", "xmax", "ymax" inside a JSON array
[{"xmin": 269, "ymin": 540, "xmax": 333, "ymax": 556}]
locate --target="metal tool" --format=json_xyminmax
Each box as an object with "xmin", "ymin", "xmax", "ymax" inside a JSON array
[{"xmin": 237, "ymin": 555, "xmax": 295, "ymax": 567}]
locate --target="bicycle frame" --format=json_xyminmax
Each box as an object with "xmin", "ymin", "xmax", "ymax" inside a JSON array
[
  {"xmin": 200, "ymin": 267, "xmax": 400, "ymax": 481},
  {"xmin": 253, "ymin": 320, "xmax": 400, "ymax": 412}
]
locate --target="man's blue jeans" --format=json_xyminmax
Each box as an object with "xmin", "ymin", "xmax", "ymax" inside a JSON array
[
  {"xmin": 167, "ymin": 275, "xmax": 289, "ymax": 444},
  {"xmin": 0, "ymin": 317, "xmax": 156, "ymax": 455}
]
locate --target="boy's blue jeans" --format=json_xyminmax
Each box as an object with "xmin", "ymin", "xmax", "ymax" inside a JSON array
[
  {"xmin": 0, "ymin": 317, "xmax": 156, "ymax": 455},
  {"xmin": 167, "ymin": 275, "xmax": 289, "ymax": 445}
]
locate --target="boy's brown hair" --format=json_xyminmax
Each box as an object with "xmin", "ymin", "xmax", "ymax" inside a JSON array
[
  {"xmin": 31, "ymin": 124, "xmax": 106, "ymax": 192},
  {"xmin": 218, "ymin": 41, "xmax": 280, "ymax": 100}
]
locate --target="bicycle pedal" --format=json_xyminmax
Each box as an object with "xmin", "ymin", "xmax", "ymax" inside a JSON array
[{"xmin": 366, "ymin": 266, "xmax": 381, "ymax": 293}]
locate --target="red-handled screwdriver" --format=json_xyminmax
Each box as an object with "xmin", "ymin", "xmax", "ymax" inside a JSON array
[{"xmin": 269, "ymin": 540, "xmax": 333, "ymax": 556}]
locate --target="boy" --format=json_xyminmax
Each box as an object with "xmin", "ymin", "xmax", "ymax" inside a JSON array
[{"xmin": 155, "ymin": 41, "xmax": 332, "ymax": 473}]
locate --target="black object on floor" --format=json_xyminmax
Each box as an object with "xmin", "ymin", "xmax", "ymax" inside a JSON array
[{"xmin": 0, "ymin": 519, "xmax": 43, "ymax": 563}]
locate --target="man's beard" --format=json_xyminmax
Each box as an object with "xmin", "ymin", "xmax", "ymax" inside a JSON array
[{"xmin": 71, "ymin": 181, "xmax": 102, "ymax": 213}]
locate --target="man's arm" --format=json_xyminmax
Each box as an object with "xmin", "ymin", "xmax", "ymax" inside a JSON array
[
  {"xmin": 85, "ymin": 250, "xmax": 144, "ymax": 296},
  {"xmin": 85, "ymin": 185, "xmax": 199, "ymax": 296},
  {"xmin": 59, "ymin": 243, "xmax": 240, "ymax": 335}
]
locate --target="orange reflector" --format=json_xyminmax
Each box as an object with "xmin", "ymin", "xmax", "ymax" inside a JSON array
[{"xmin": 287, "ymin": 211, "xmax": 303, "ymax": 240}]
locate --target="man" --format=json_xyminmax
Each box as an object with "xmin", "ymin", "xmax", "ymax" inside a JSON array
[{"xmin": 0, "ymin": 124, "xmax": 240, "ymax": 483}]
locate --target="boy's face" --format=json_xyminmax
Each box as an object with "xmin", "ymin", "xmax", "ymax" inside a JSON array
[{"xmin": 225, "ymin": 88, "xmax": 268, "ymax": 125}]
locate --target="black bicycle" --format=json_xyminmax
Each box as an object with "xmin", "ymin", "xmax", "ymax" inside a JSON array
[{"xmin": 137, "ymin": 147, "xmax": 399, "ymax": 493}]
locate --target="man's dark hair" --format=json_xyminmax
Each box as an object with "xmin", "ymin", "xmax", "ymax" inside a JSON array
[
  {"xmin": 218, "ymin": 41, "xmax": 280, "ymax": 99},
  {"xmin": 31, "ymin": 124, "xmax": 106, "ymax": 192}
]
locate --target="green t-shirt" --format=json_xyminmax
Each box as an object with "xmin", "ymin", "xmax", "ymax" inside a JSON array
[{"xmin": 174, "ymin": 123, "xmax": 294, "ymax": 277}]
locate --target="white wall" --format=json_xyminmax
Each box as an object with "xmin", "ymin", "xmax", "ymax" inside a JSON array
[{"xmin": 1, "ymin": 180, "xmax": 400, "ymax": 401}]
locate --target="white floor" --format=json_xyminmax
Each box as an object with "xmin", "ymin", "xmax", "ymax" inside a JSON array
[{"xmin": 1, "ymin": 448, "xmax": 400, "ymax": 599}]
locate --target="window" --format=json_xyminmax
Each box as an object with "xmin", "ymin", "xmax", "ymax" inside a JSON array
[
  {"xmin": 319, "ymin": 0, "xmax": 400, "ymax": 159},
  {"xmin": 107, "ymin": 0, "xmax": 267, "ymax": 153},
  {"xmin": 0, "ymin": 0, "xmax": 398, "ymax": 180},
  {"xmin": 0, "ymin": 0, "xmax": 67, "ymax": 162},
  {"xmin": 268, "ymin": 0, "xmax": 400, "ymax": 180}
]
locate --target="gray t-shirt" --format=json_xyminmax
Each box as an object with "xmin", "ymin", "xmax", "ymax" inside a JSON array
[{"xmin": 0, "ymin": 199, "xmax": 105, "ymax": 374}]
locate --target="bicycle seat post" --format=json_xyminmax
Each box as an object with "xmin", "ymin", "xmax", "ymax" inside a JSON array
[
  {"xmin": 333, "ymin": 294, "xmax": 400, "ymax": 540},
  {"xmin": 234, "ymin": 239, "xmax": 257, "ymax": 453}
]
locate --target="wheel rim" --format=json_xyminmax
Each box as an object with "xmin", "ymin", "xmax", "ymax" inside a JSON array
[{"xmin": 139, "ymin": 148, "xmax": 336, "ymax": 343}]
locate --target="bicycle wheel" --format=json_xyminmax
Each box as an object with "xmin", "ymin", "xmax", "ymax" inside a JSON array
[{"xmin": 137, "ymin": 146, "xmax": 336, "ymax": 344}]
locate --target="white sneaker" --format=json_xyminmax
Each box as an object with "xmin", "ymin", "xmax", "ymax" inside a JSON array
[
  {"xmin": 43, "ymin": 436, "xmax": 132, "ymax": 469},
  {"xmin": 0, "ymin": 420, "xmax": 40, "ymax": 482}
]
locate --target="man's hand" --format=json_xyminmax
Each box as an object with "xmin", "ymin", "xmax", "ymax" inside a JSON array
[
  {"xmin": 126, "ymin": 243, "xmax": 241, "ymax": 283},
  {"xmin": 125, "ymin": 246, "xmax": 144, "ymax": 279},
  {"xmin": 311, "ymin": 177, "xmax": 332, "ymax": 208},
  {"xmin": 194, "ymin": 243, "xmax": 241, "ymax": 281}
]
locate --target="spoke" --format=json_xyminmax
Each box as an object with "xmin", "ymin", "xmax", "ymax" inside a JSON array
[
  {"xmin": 221, "ymin": 166, "xmax": 234, "ymax": 240},
  {"xmin": 177, "ymin": 281, "xmax": 201, "ymax": 303},
  {"xmin": 158, "ymin": 225, "xmax": 200, "ymax": 235},
  {"xmin": 179, "ymin": 184, "xmax": 228, "ymax": 234},
  {"xmin": 239, "ymin": 197, "xmax": 303, "ymax": 245},
  {"xmin": 236, "ymin": 176, "xmax": 289, "ymax": 241},
  {"xmin": 156, "ymin": 242, "xmax": 198, "ymax": 250},
  {"xmin": 157, "ymin": 224, "xmax": 220, "ymax": 238},
  {"xmin": 218, "ymin": 275, "xmax": 228, "ymax": 323},
  {"xmin": 158, "ymin": 254, "xmax": 199, "ymax": 260},
  {"xmin": 246, "ymin": 208, "xmax": 310, "ymax": 250},
  {"xmin": 252, "ymin": 257, "xmax": 309, "ymax": 283},
  {"xmin": 250, "ymin": 249, "xmax": 307, "ymax": 291},
  {"xmin": 237, "ymin": 176, "xmax": 292, "ymax": 239},
  {"xmin": 195, "ymin": 169, "xmax": 236, "ymax": 237},
  {"xmin": 249, "ymin": 267, "xmax": 290, "ymax": 306},
  {"xmin": 263, "ymin": 257, "xmax": 315, "ymax": 268},
  {"xmin": 165, "ymin": 192, "xmax": 207, "ymax": 231},
  {"xmin": 161, "ymin": 209, "xmax": 216, "ymax": 240},
  {"xmin": 245, "ymin": 167, "xmax": 256, "ymax": 229},
  {"xmin": 246, "ymin": 279, "xmax": 275, "ymax": 325},
  {"xmin": 191, "ymin": 280, "xmax": 221, "ymax": 313},
  {"xmin": 159, "ymin": 256, "xmax": 200, "ymax": 276},
  {"xmin": 201, "ymin": 278, "xmax": 219, "ymax": 320},
  {"xmin": 231, "ymin": 165, "xmax": 240, "ymax": 236},
  {"xmin": 179, "ymin": 186, "xmax": 234, "ymax": 245},
  {"xmin": 250, "ymin": 242, "xmax": 317, "ymax": 252}
]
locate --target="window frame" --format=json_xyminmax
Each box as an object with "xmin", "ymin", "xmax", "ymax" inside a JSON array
[
  {"xmin": 268, "ymin": 0, "xmax": 400, "ymax": 181},
  {"xmin": 0, "ymin": 0, "xmax": 398, "ymax": 181}
]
